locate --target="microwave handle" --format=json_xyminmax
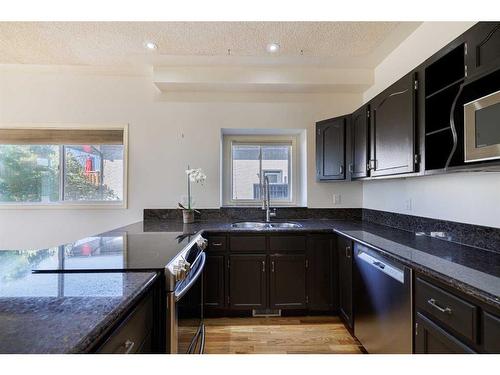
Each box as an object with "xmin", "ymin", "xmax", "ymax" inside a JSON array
[{"xmin": 445, "ymin": 84, "xmax": 464, "ymax": 169}]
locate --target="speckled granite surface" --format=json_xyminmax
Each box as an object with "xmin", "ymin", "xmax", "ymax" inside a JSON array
[
  {"xmin": 0, "ymin": 208, "xmax": 498, "ymax": 354},
  {"xmin": 145, "ymin": 208, "xmax": 500, "ymax": 253},
  {"xmin": 362, "ymin": 209, "xmax": 500, "ymax": 254},
  {"xmin": 0, "ymin": 271, "xmax": 158, "ymax": 353},
  {"xmin": 138, "ymin": 216, "xmax": 500, "ymax": 309}
]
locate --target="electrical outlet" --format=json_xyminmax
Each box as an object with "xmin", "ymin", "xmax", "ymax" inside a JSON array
[
  {"xmin": 405, "ymin": 199, "xmax": 412, "ymax": 211},
  {"xmin": 333, "ymin": 193, "xmax": 341, "ymax": 205}
]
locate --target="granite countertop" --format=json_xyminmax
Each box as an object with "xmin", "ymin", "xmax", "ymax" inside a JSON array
[
  {"xmin": 0, "ymin": 216, "xmax": 498, "ymax": 354},
  {"xmin": 135, "ymin": 218, "xmax": 500, "ymax": 308},
  {"xmin": 0, "ymin": 270, "xmax": 158, "ymax": 353}
]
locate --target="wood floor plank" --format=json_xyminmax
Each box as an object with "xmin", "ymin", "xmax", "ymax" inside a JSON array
[{"xmin": 204, "ymin": 316, "xmax": 364, "ymax": 354}]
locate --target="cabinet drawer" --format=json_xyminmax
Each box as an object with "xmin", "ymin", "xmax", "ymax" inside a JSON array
[
  {"xmin": 416, "ymin": 278, "xmax": 478, "ymax": 343},
  {"xmin": 269, "ymin": 235, "xmax": 307, "ymax": 253},
  {"xmin": 97, "ymin": 293, "xmax": 153, "ymax": 354},
  {"xmin": 208, "ymin": 236, "xmax": 227, "ymax": 252},
  {"xmin": 483, "ymin": 312, "xmax": 500, "ymax": 353},
  {"xmin": 229, "ymin": 235, "xmax": 266, "ymax": 253}
]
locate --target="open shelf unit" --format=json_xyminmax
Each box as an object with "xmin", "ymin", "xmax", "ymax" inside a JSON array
[{"xmin": 424, "ymin": 44, "xmax": 466, "ymax": 171}]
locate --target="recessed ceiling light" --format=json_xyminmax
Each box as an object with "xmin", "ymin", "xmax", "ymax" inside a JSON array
[
  {"xmin": 266, "ymin": 43, "xmax": 280, "ymax": 53},
  {"xmin": 144, "ymin": 41, "xmax": 157, "ymax": 50}
]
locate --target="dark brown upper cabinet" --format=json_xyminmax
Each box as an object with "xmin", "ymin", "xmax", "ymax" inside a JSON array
[
  {"xmin": 269, "ymin": 254, "xmax": 307, "ymax": 309},
  {"xmin": 316, "ymin": 115, "xmax": 348, "ymax": 181},
  {"xmin": 369, "ymin": 72, "xmax": 417, "ymax": 177},
  {"xmin": 465, "ymin": 22, "xmax": 500, "ymax": 79},
  {"xmin": 350, "ymin": 104, "xmax": 370, "ymax": 179}
]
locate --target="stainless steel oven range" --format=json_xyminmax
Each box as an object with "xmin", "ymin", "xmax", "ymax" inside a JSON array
[{"xmin": 165, "ymin": 234, "xmax": 207, "ymax": 354}]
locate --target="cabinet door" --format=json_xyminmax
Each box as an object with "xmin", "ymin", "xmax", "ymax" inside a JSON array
[
  {"xmin": 466, "ymin": 22, "xmax": 500, "ymax": 78},
  {"xmin": 203, "ymin": 255, "xmax": 225, "ymax": 309},
  {"xmin": 316, "ymin": 116, "xmax": 346, "ymax": 180},
  {"xmin": 351, "ymin": 105, "xmax": 370, "ymax": 179},
  {"xmin": 337, "ymin": 236, "xmax": 353, "ymax": 329},
  {"xmin": 306, "ymin": 236, "xmax": 334, "ymax": 311},
  {"xmin": 415, "ymin": 313, "xmax": 475, "ymax": 354},
  {"xmin": 229, "ymin": 254, "xmax": 267, "ymax": 309},
  {"xmin": 483, "ymin": 312, "xmax": 500, "ymax": 353},
  {"xmin": 269, "ymin": 254, "xmax": 306, "ymax": 309},
  {"xmin": 370, "ymin": 72, "xmax": 416, "ymax": 177}
]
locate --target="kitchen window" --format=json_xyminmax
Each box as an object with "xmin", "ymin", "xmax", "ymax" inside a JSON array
[
  {"xmin": 0, "ymin": 125, "xmax": 127, "ymax": 207},
  {"xmin": 222, "ymin": 134, "xmax": 301, "ymax": 206}
]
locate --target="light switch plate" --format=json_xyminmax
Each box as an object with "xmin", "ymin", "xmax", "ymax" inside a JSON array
[
  {"xmin": 405, "ymin": 199, "xmax": 412, "ymax": 211},
  {"xmin": 333, "ymin": 193, "xmax": 341, "ymax": 205}
]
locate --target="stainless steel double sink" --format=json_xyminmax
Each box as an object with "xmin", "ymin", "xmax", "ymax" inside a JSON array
[{"xmin": 231, "ymin": 221, "xmax": 302, "ymax": 229}]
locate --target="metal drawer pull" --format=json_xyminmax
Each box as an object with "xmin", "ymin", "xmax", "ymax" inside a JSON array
[
  {"xmin": 211, "ymin": 242, "xmax": 223, "ymax": 246},
  {"xmin": 122, "ymin": 339, "xmax": 135, "ymax": 354},
  {"xmin": 427, "ymin": 298, "xmax": 452, "ymax": 315},
  {"xmin": 271, "ymin": 261, "xmax": 275, "ymax": 273},
  {"xmin": 262, "ymin": 261, "xmax": 265, "ymax": 273},
  {"xmin": 345, "ymin": 246, "xmax": 351, "ymax": 258}
]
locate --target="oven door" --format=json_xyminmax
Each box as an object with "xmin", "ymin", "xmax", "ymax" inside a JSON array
[
  {"xmin": 173, "ymin": 252, "xmax": 206, "ymax": 354},
  {"xmin": 464, "ymin": 89, "xmax": 500, "ymax": 163}
]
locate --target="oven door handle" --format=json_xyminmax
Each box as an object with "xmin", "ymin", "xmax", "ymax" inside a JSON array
[
  {"xmin": 187, "ymin": 323, "xmax": 206, "ymax": 354},
  {"xmin": 175, "ymin": 252, "xmax": 206, "ymax": 302}
]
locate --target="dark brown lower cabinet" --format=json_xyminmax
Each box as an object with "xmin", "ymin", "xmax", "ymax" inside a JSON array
[
  {"xmin": 269, "ymin": 254, "xmax": 306, "ymax": 309},
  {"xmin": 96, "ymin": 292, "xmax": 154, "ymax": 353},
  {"xmin": 203, "ymin": 255, "xmax": 225, "ymax": 309},
  {"xmin": 306, "ymin": 235, "xmax": 334, "ymax": 311},
  {"xmin": 337, "ymin": 236, "xmax": 353, "ymax": 329},
  {"xmin": 229, "ymin": 254, "xmax": 267, "ymax": 309},
  {"xmin": 483, "ymin": 312, "xmax": 500, "ymax": 353},
  {"xmin": 415, "ymin": 313, "xmax": 475, "ymax": 353}
]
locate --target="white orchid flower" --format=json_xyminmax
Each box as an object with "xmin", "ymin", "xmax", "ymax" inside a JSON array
[{"xmin": 186, "ymin": 168, "xmax": 206, "ymax": 184}]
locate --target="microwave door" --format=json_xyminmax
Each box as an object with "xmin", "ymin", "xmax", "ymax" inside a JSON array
[{"xmin": 464, "ymin": 89, "xmax": 500, "ymax": 163}]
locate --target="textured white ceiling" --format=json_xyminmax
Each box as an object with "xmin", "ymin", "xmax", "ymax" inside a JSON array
[{"xmin": 0, "ymin": 22, "xmax": 421, "ymax": 68}]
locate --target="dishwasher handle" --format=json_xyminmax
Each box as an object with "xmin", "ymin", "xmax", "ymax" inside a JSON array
[{"xmin": 356, "ymin": 249, "xmax": 405, "ymax": 284}]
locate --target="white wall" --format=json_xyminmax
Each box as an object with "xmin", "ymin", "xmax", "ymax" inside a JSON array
[
  {"xmin": 362, "ymin": 22, "xmax": 500, "ymax": 229},
  {"xmin": 0, "ymin": 66, "xmax": 363, "ymax": 249}
]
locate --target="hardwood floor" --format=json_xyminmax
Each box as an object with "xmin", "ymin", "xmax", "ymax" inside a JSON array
[{"xmin": 204, "ymin": 316, "xmax": 364, "ymax": 354}]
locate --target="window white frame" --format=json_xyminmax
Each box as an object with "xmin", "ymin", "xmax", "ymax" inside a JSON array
[
  {"xmin": 222, "ymin": 134, "xmax": 299, "ymax": 207},
  {"xmin": 0, "ymin": 123, "xmax": 128, "ymax": 209}
]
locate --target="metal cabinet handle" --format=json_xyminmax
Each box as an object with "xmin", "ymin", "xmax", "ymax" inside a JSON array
[
  {"xmin": 262, "ymin": 261, "xmax": 265, "ymax": 273},
  {"xmin": 348, "ymin": 164, "xmax": 353, "ymax": 173},
  {"xmin": 427, "ymin": 298, "xmax": 452, "ymax": 315},
  {"xmin": 115, "ymin": 339, "xmax": 135, "ymax": 354},
  {"xmin": 340, "ymin": 165, "xmax": 344, "ymax": 174},
  {"xmin": 211, "ymin": 242, "xmax": 223, "ymax": 247},
  {"xmin": 345, "ymin": 246, "xmax": 351, "ymax": 258},
  {"xmin": 271, "ymin": 261, "xmax": 275, "ymax": 273}
]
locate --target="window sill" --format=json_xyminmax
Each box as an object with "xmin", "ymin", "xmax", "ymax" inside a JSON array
[
  {"xmin": 0, "ymin": 202, "xmax": 127, "ymax": 210},
  {"xmin": 221, "ymin": 205, "xmax": 307, "ymax": 208}
]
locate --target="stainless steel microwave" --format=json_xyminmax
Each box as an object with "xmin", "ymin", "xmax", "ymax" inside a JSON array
[{"xmin": 464, "ymin": 89, "xmax": 500, "ymax": 163}]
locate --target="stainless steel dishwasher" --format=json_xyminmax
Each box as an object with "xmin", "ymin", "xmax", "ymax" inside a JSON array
[{"xmin": 354, "ymin": 243, "xmax": 412, "ymax": 353}]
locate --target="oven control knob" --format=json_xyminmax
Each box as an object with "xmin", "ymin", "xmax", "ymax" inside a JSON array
[
  {"xmin": 197, "ymin": 237, "xmax": 208, "ymax": 250},
  {"xmin": 175, "ymin": 259, "xmax": 191, "ymax": 281},
  {"xmin": 172, "ymin": 264, "xmax": 185, "ymax": 282}
]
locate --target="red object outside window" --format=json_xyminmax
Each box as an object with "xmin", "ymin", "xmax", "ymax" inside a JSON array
[{"xmin": 85, "ymin": 157, "xmax": 93, "ymax": 175}]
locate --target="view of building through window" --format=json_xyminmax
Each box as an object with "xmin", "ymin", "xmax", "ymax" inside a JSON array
[
  {"xmin": 231, "ymin": 143, "xmax": 291, "ymax": 202},
  {"xmin": 0, "ymin": 144, "xmax": 124, "ymax": 203}
]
